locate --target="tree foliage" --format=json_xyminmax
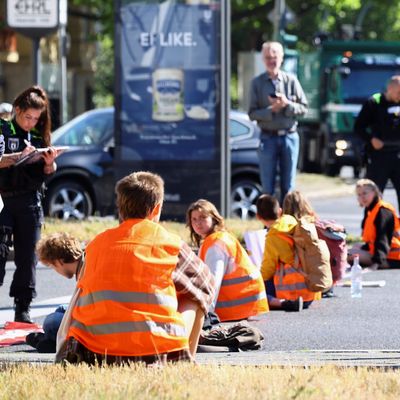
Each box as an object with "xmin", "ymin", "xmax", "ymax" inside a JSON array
[
  {"xmin": 232, "ymin": 0, "xmax": 400, "ymax": 54},
  {"xmin": 68, "ymin": 1, "xmax": 400, "ymax": 104}
]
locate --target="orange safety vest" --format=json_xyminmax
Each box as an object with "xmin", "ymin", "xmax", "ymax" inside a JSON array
[
  {"xmin": 67, "ymin": 219, "xmax": 188, "ymax": 357},
  {"xmin": 362, "ymin": 200, "xmax": 400, "ymax": 261},
  {"xmin": 274, "ymin": 234, "xmax": 319, "ymax": 302},
  {"xmin": 199, "ymin": 231, "xmax": 268, "ymax": 322}
]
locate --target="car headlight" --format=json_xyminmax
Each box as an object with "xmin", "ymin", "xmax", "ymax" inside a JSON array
[{"xmin": 335, "ymin": 140, "xmax": 348, "ymax": 150}]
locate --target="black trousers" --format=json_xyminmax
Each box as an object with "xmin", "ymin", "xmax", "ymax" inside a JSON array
[
  {"xmin": 0, "ymin": 191, "xmax": 43, "ymax": 300},
  {"xmin": 367, "ymin": 150, "xmax": 400, "ymax": 211}
]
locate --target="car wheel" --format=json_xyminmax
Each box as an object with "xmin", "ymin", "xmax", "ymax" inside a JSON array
[
  {"xmin": 231, "ymin": 179, "xmax": 262, "ymax": 220},
  {"xmin": 45, "ymin": 180, "xmax": 93, "ymax": 220}
]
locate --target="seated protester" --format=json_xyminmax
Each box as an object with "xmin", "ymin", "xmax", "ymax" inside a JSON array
[
  {"xmin": 25, "ymin": 233, "xmax": 85, "ymax": 353},
  {"xmin": 282, "ymin": 190, "xmax": 348, "ymax": 297},
  {"xmin": 59, "ymin": 171, "xmax": 216, "ymax": 366},
  {"xmin": 349, "ymin": 178, "xmax": 400, "ymax": 269},
  {"xmin": 186, "ymin": 199, "xmax": 268, "ymax": 322},
  {"xmin": 256, "ymin": 194, "xmax": 319, "ymax": 311}
]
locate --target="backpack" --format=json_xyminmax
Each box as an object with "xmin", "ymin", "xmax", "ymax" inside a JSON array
[
  {"xmin": 315, "ymin": 219, "xmax": 348, "ymax": 284},
  {"xmin": 290, "ymin": 217, "xmax": 333, "ymax": 292}
]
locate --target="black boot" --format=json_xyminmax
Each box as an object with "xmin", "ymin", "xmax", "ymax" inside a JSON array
[{"xmin": 14, "ymin": 298, "xmax": 33, "ymax": 324}]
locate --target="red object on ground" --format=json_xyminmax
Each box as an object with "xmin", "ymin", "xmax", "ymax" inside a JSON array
[{"xmin": 0, "ymin": 321, "xmax": 43, "ymax": 347}]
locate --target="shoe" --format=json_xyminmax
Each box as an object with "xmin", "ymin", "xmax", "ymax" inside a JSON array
[
  {"xmin": 282, "ymin": 296, "xmax": 304, "ymax": 312},
  {"xmin": 36, "ymin": 338, "xmax": 56, "ymax": 353},
  {"xmin": 322, "ymin": 287, "xmax": 335, "ymax": 298},
  {"xmin": 26, "ymin": 332, "xmax": 45, "ymax": 349},
  {"xmin": 14, "ymin": 298, "xmax": 33, "ymax": 324}
]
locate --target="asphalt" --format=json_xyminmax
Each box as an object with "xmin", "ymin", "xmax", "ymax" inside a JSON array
[{"xmin": 2, "ymin": 268, "xmax": 400, "ymax": 368}]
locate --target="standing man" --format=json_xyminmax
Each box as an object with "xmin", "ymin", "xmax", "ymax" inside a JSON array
[
  {"xmin": 249, "ymin": 41, "xmax": 308, "ymax": 203},
  {"xmin": 354, "ymin": 75, "xmax": 400, "ymax": 211}
]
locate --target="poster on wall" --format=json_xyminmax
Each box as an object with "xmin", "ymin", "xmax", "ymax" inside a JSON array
[
  {"xmin": 115, "ymin": 0, "xmax": 224, "ymax": 219},
  {"xmin": 118, "ymin": 0, "xmax": 220, "ymax": 161}
]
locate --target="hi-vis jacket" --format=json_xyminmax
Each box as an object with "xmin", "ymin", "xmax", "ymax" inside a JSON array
[
  {"xmin": 362, "ymin": 200, "xmax": 400, "ymax": 261},
  {"xmin": 262, "ymin": 215, "xmax": 318, "ymax": 302},
  {"xmin": 67, "ymin": 219, "xmax": 188, "ymax": 357},
  {"xmin": 199, "ymin": 231, "xmax": 268, "ymax": 322}
]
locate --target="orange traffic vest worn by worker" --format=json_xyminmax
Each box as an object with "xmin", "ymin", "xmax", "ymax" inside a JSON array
[
  {"xmin": 67, "ymin": 219, "xmax": 188, "ymax": 357},
  {"xmin": 274, "ymin": 234, "xmax": 318, "ymax": 302},
  {"xmin": 199, "ymin": 231, "xmax": 268, "ymax": 322},
  {"xmin": 362, "ymin": 199, "xmax": 400, "ymax": 261}
]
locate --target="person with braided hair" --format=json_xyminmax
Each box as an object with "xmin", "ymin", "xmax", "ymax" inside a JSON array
[{"xmin": 0, "ymin": 85, "xmax": 57, "ymax": 323}]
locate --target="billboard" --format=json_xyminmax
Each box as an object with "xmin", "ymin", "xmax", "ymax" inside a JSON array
[{"xmin": 115, "ymin": 0, "xmax": 227, "ymax": 220}]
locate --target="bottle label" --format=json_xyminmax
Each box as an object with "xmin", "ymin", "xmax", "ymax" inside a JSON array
[{"xmin": 152, "ymin": 68, "xmax": 184, "ymax": 122}]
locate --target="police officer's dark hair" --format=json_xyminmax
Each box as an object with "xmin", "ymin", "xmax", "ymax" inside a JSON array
[
  {"xmin": 115, "ymin": 171, "xmax": 164, "ymax": 220},
  {"xmin": 13, "ymin": 85, "xmax": 52, "ymax": 146},
  {"xmin": 256, "ymin": 194, "xmax": 280, "ymax": 221}
]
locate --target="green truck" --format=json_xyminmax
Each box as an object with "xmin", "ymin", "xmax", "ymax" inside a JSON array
[{"xmin": 297, "ymin": 40, "xmax": 400, "ymax": 176}]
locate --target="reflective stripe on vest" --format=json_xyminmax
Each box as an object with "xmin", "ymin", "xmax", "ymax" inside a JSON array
[
  {"xmin": 199, "ymin": 231, "xmax": 268, "ymax": 322},
  {"xmin": 220, "ymin": 270, "xmax": 262, "ymax": 287},
  {"xmin": 76, "ymin": 290, "xmax": 178, "ymax": 309},
  {"xmin": 362, "ymin": 200, "xmax": 400, "ymax": 261},
  {"xmin": 70, "ymin": 318, "xmax": 187, "ymax": 337},
  {"xmin": 216, "ymin": 291, "xmax": 267, "ymax": 309},
  {"xmin": 275, "ymin": 282, "xmax": 308, "ymax": 292},
  {"xmin": 68, "ymin": 219, "xmax": 188, "ymax": 357}
]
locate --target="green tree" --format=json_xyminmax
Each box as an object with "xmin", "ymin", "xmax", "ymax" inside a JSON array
[{"xmin": 68, "ymin": 1, "xmax": 400, "ymax": 106}]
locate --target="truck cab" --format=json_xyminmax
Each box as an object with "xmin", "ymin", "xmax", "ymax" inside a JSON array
[{"xmin": 298, "ymin": 40, "xmax": 400, "ymax": 176}]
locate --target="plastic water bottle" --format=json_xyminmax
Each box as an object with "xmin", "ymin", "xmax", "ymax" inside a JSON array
[{"xmin": 351, "ymin": 254, "xmax": 362, "ymax": 298}]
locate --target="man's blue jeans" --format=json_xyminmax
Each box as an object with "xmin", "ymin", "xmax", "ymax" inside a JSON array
[
  {"xmin": 258, "ymin": 132, "xmax": 299, "ymax": 203},
  {"xmin": 43, "ymin": 304, "xmax": 67, "ymax": 342}
]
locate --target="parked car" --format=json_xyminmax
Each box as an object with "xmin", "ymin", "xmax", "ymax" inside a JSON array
[{"xmin": 44, "ymin": 108, "xmax": 262, "ymax": 220}]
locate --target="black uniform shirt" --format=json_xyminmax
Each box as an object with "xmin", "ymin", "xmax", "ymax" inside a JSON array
[
  {"xmin": 0, "ymin": 118, "xmax": 46, "ymax": 194},
  {"xmin": 354, "ymin": 93, "xmax": 400, "ymax": 147}
]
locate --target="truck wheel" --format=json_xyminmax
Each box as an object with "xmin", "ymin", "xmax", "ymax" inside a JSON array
[
  {"xmin": 231, "ymin": 179, "xmax": 262, "ymax": 220},
  {"xmin": 44, "ymin": 180, "xmax": 93, "ymax": 220}
]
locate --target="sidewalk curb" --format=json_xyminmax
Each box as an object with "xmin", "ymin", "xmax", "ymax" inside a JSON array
[{"xmin": 1, "ymin": 349, "xmax": 400, "ymax": 368}]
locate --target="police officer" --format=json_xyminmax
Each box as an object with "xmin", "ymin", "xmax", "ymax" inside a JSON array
[
  {"xmin": 0, "ymin": 86, "xmax": 57, "ymax": 323},
  {"xmin": 354, "ymin": 75, "xmax": 400, "ymax": 212}
]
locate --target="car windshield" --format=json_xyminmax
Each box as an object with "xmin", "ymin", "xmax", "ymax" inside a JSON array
[
  {"xmin": 342, "ymin": 66, "xmax": 400, "ymax": 103},
  {"xmin": 52, "ymin": 111, "xmax": 113, "ymax": 146}
]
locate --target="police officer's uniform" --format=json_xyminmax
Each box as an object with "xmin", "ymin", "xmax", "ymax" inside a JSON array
[
  {"xmin": 0, "ymin": 118, "xmax": 47, "ymax": 320},
  {"xmin": 354, "ymin": 92, "xmax": 400, "ymax": 211}
]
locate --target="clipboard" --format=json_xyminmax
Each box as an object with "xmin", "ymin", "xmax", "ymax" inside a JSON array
[
  {"xmin": 0, "ymin": 146, "xmax": 69, "ymax": 168},
  {"xmin": 13, "ymin": 146, "xmax": 69, "ymax": 167}
]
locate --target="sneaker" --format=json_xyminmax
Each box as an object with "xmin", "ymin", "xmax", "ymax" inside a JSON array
[
  {"xmin": 36, "ymin": 338, "xmax": 56, "ymax": 353},
  {"xmin": 282, "ymin": 296, "xmax": 304, "ymax": 312},
  {"xmin": 322, "ymin": 287, "xmax": 335, "ymax": 298}
]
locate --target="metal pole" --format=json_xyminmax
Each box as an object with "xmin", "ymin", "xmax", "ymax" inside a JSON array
[
  {"xmin": 220, "ymin": 0, "xmax": 231, "ymax": 218},
  {"xmin": 32, "ymin": 37, "xmax": 41, "ymax": 85},
  {"xmin": 272, "ymin": 0, "xmax": 285, "ymax": 41},
  {"xmin": 59, "ymin": 24, "xmax": 68, "ymax": 125},
  {"xmin": 59, "ymin": 0, "xmax": 68, "ymax": 125}
]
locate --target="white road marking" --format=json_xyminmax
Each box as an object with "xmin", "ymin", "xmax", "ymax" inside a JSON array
[{"xmin": 0, "ymin": 295, "xmax": 72, "ymax": 325}]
